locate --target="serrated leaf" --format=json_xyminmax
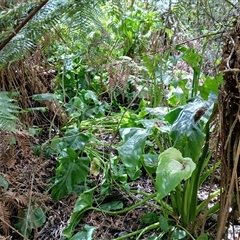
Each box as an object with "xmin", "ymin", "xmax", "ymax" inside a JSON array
[
  {"xmin": 140, "ymin": 212, "xmax": 159, "ymax": 225},
  {"xmin": 156, "ymin": 148, "xmax": 196, "ymax": 199},
  {"xmin": 159, "ymin": 215, "xmax": 169, "ymax": 232}
]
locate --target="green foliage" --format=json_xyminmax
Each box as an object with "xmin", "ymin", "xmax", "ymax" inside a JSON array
[
  {"xmin": 0, "ymin": 0, "xmax": 121, "ymax": 69},
  {"xmin": 176, "ymin": 45, "xmax": 203, "ymax": 97},
  {"xmin": 70, "ymin": 225, "xmax": 96, "ymax": 240},
  {"xmin": 66, "ymin": 90, "xmax": 109, "ymax": 121},
  {"xmin": 62, "ymin": 188, "xmax": 96, "ymax": 239},
  {"xmin": 0, "ymin": 92, "xmax": 20, "ymax": 131},
  {"xmin": 32, "ymin": 93, "xmax": 61, "ymax": 101},
  {"xmin": 166, "ymin": 96, "xmax": 215, "ymax": 162},
  {"xmin": 51, "ymin": 150, "xmax": 90, "ymax": 200},
  {"xmin": 0, "ymin": 0, "xmax": 235, "ymax": 238},
  {"xmin": 50, "ymin": 127, "xmax": 90, "ymax": 200},
  {"xmin": 0, "ymin": 176, "xmax": 9, "ymax": 190},
  {"xmin": 117, "ymin": 127, "xmax": 152, "ymax": 178},
  {"xmin": 156, "ymin": 148, "xmax": 196, "ymax": 199},
  {"xmin": 15, "ymin": 207, "xmax": 46, "ymax": 238}
]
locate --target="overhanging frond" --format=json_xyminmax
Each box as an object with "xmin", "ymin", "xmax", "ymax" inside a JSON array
[
  {"xmin": 0, "ymin": 92, "xmax": 20, "ymax": 131},
  {"xmin": 0, "ymin": 0, "xmax": 122, "ymax": 69}
]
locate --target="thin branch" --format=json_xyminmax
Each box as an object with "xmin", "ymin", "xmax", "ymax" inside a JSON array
[{"xmin": 0, "ymin": 0, "xmax": 49, "ymax": 51}]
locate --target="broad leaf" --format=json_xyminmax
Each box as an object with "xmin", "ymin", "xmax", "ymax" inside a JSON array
[
  {"xmin": 156, "ymin": 148, "xmax": 195, "ymax": 199},
  {"xmin": 136, "ymin": 119, "xmax": 170, "ymax": 133},
  {"xmin": 159, "ymin": 215, "xmax": 169, "ymax": 232},
  {"xmin": 145, "ymin": 107, "xmax": 169, "ymax": 119},
  {"xmin": 118, "ymin": 128, "xmax": 152, "ymax": 172},
  {"xmin": 51, "ymin": 148, "xmax": 90, "ymax": 200},
  {"xmin": 70, "ymin": 225, "xmax": 96, "ymax": 240},
  {"xmin": 142, "ymin": 154, "xmax": 158, "ymax": 174},
  {"xmin": 50, "ymin": 129, "xmax": 89, "ymax": 154},
  {"xmin": 100, "ymin": 201, "xmax": 123, "ymax": 211},
  {"xmin": 65, "ymin": 127, "xmax": 89, "ymax": 150},
  {"xmin": 65, "ymin": 134, "xmax": 89, "ymax": 150},
  {"xmin": 15, "ymin": 207, "xmax": 46, "ymax": 238},
  {"xmin": 50, "ymin": 136, "xmax": 68, "ymax": 154},
  {"xmin": 62, "ymin": 188, "xmax": 95, "ymax": 238},
  {"xmin": 196, "ymin": 233, "xmax": 209, "ymax": 240},
  {"xmin": 199, "ymin": 74, "xmax": 223, "ymax": 100},
  {"xmin": 32, "ymin": 93, "xmax": 61, "ymax": 101},
  {"xmin": 170, "ymin": 109, "xmax": 205, "ymax": 162},
  {"xmin": 172, "ymin": 229, "xmax": 187, "ymax": 239},
  {"xmin": 164, "ymin": 107, "xmax": 183, "ymax": 124},
  {"xmin": 165, "ymin": 98, "xmax": 214, "ymax": 162},
  {"xmin": 140, "ymin": 212, "xmax": 159, "ymax": 225}
]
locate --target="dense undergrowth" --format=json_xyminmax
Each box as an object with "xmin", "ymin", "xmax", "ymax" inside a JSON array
[{"xmin": 0, "ymin": 0, "xmax": 238, "ymax": 239}]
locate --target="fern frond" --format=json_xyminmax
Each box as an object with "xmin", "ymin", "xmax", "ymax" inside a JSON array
[
  {"xmin": 0, "ymin": 202, "xmax": 10, "ymax": 235},
  {"xmin": 0, "ymin": 2, "xmax": 39, "ymax": 42},
  {"xmin": 0, "ymin": 92, "xmax": 20, "ymax": 131},
  {"xmin": 0, "ymin": 0, "xmax": 122, "ymax": 69}
]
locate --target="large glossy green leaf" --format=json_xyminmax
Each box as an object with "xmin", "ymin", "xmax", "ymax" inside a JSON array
[
  {"xmin": 170, "ymin": 109, "xmax": 205, "ymax": 162},
  {"xmin": 118, "ymin": 128, "xmax": 152, "ymax": 170},
  {"xmin": 156, "ymin": 148, "xmax": 195, "ymax": 199},
  {"xmin": 62, "ymin": 188, "xmax": 95, "ymax": 238},
  {"xmin": 51, "ymin": 148, "xmax": 90, "ymax": 200},
  {"xmin": 164, "ymin": 107, "xmax": 183, "ymax": 124},
  {"xmin": 166, "ymin": 98, "xmax": 214, "ymax": 162}
]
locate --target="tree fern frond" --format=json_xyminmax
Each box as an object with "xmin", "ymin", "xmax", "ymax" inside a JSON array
[
  {"xmin": 0, "ymin": 1, "xmax": 65, "ymax": 69},
  {"xmin": 0, "ymin": 92, "xmax": 20, "ymax": 131},
  {"xmin": 0, "ymin": 0, "xmax": 122, "ymax": 69},
  {"xmin": 0, "ymin": 1, "xmax": 39, "ymax": 42}
]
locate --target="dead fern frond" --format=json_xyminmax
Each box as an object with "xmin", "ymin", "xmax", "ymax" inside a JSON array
[
  {"xmin": 0, "ymin": 202, "xmax": 10, "ymax": 236},
  {"xmin": 2, "ymin": 191, "xmax": 28, "ymax": 208},
  {"xmin": 0, "ymin": 235, "xmax": 12, "ymax": 240},
  {"xmin": 105, "ymin": 57, "xmax": 145, "ymax": 102},
  {"xmin": 13, "ymin": 131, "xmax": 32, "ymax": 157}
]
